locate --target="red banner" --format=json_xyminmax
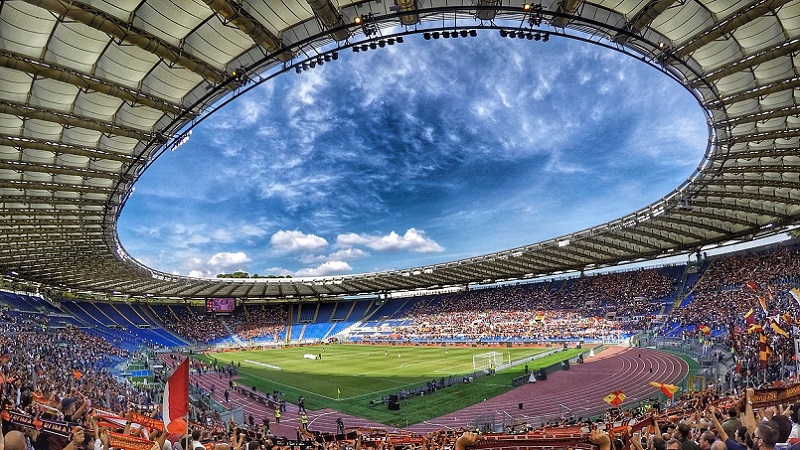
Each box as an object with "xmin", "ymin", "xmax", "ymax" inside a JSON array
[
  {"xmin": 109, "ymin": 432, "xmax": 156, "ymax": 450},
  {"xmin": 131, "ymin": 412, "xmax": 165, "ymax": 432}
]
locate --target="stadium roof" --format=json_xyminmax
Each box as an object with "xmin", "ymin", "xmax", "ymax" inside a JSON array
[{"xmin": 1, "ymin": 0, "xmax": 799, "ymax": 300}]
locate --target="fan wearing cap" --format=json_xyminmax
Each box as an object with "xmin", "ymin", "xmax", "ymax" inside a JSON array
[{"xmin": 61, "ymin": 393, "xmax": 89, "ymax": 422}]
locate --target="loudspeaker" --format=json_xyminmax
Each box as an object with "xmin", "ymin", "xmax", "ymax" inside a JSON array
[
  {"xmin": 388, "ymin": 400, "xmax": 400, "ymax": 410},
  {"xmin": 518, "ymin": 403, "xmax": 523, "ymax": 410},
  {"xmin": 538, "ymin": 369, "xmax": 547, "ymax": 380}
]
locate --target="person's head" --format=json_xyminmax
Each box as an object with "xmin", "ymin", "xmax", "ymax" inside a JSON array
[
  {"xmin": 728, "ymin": 408, "xmax": 739, "ymax": 419},
  {"xmin": 792, "ymin": 405, "xmax": 800, "ymax": 425},
  {"xmin": 666, "ymin": 439, "xmax": 681, "ymax": 450},
  {"xmin": 5, "ymin": 430, "xmax": 26, "ymax": 450},
  {"xmin": 754, "ymin": 421, "xmax": 780, "ymax": 450},
  {"xmin": 710, "ymin": 440, "xmax": 726, "ymax": 450},
  {"xmin": 699, "ymin": 431, "xmax": 715, "ymax": 450},
  {"xmin": 61, "ymin": 397, "xmax": 77, "ymax": 415},
  {"xmin": 736, "ymin": 426, "xmax": 749, "ymax": 444},
  {"xmin": 651, "ymin": 436, "xmax": 666, "ymax": 450},
  {"xmin": 676, "ymin": 423, "xmax": 692, "ymax": 440},
  {"xmin": 192, "ymin": 430, "xmax": 202, "ymax": 442},
  {"xmin": 772, "ymin": 415, "xmax": 792, "ymax": 443}
]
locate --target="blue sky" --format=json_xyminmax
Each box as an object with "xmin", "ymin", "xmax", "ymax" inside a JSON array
[{"xmin": 117, "ymin": 31, "xmax": 708, "ymax": 279}]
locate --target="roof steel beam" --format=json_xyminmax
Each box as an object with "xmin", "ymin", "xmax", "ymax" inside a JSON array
[
  {"xmin": 706, "ymin": 77, "xmax": 800, "ymax": 109},
  {"xmin": 0, "ymin": 50, "xmax": 189, "ymax": 117},
  {"xmin": 674, "ymin": 0, "xmax": 793, "ymax": 59},
  {"xmin": 0, "ymin": 101, "xmax": 153, "ymax": 141},
  {"xmin": 715, "ymin": 104, "xmax": 800, "ymax": 128},
  {"xmin": 613, "ymin": 0, "xmax": 678, "ymax": 45},
  {"xmin": 21, "ymin": 0, "xmax": 228, "ymax": 84},
  {"xmin": 0, "ymin": 135, "xmax": 135, "ymax": 163},
  {"xmin": 0, "ymin": 180, "xmax": 113, "ymax": 195},
  {"xmin": 721, "ymin": 128, "xmax": 800, "ymax": 144},
  {"xmin": 0, "ymin": 160, "xmax": 121, "ymax": 180},
  {"xmin": 551, "ymin": 0, "xmax": 583, "ymax": 28},
  {"xmin": 693, "ymin": 37, "xmax": 800, "ymax": 85},
  {"xmin": 201, "ymin": 0, "xmax": 292, "ymax": 62}
]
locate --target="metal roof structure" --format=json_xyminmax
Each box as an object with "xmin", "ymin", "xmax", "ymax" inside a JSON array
[{"xmin": 1, "ymin": 0, "xmax": 799, "ymax": 299}]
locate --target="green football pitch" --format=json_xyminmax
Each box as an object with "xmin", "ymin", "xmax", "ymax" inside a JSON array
[
  {"xmin": 206, "ymin": 344, "xmax": 547, "ymax": 401},
  {"xmin": 197, "ymin": 344, "xmax": 588, "ymax": 425}
]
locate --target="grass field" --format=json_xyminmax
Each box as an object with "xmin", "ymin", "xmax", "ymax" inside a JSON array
[{"xmin": 198, "ymin": 344, "xmax": 590, "ymax": 426}]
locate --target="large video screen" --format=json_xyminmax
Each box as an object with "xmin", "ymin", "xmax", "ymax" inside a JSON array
[{"xmin": 205, "ymin": 297, "xmax": 236, "ymax": 314}]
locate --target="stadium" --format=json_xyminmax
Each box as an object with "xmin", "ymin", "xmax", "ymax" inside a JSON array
[{"xmin": 2, "ymin": 0, "xmax": 800, "ymax": 450}]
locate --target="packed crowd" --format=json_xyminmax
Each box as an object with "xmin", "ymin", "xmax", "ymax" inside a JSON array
[
  {"xmin": 158, "ymin": 309, "xmax": 229, "ymax": 344},
  {"xmin": 671, "ymin": 246, "xmax": 800, "ymax": 327},
  {"xmin": 4, "ymin": 243, "xmax": 800, "ymax": 450},
  {"xmin": 157, "ymin": 305, "xmax": 286, "ymax": 345},
  {"xmin": 231, "ymin": 305, "xmax": 287, "ymax": 341},
  {"xmin": 359, "ymin": 267, "xmax": 676, "ymax": 342}
]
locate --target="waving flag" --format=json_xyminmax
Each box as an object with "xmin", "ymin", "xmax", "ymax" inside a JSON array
[
  {"xmin": 757, "ymin": 296, "xmax": 769, "ymax": 314},
  {"xmin": 791, "ymin": 288, "xmax": 800, "ymax": 307},
  {"xmin": 162, "ymin": 358, "xmax": 189, "ymax": 434},
  {"xmin": 649, "ymin": 381, "xmax": 680, "ymax": 399},
  {"xmin": 744, "ymin": 308, "xmax": 755, "ymax": 326},
  {"xmin": 604, "ymin": 390, "xmax": 626, "ymax": 407},
  {"xmin": 771, "ymin": 320, "xmax": 790, "ymax": 339}
]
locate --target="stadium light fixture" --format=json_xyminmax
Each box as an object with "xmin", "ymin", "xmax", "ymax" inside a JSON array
[{"xmin": 476, "ymin": 0, "xmax": 499, "ymax": 20}]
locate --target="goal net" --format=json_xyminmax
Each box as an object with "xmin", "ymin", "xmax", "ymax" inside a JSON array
[{"xmin": 472, "ymin": 351, "xmax": 503, "ymax": 371}]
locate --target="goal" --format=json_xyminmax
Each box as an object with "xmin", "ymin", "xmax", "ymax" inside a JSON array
[{"xmin": 472, "ymin": 351, "xmax": 503, "ymax": 371}]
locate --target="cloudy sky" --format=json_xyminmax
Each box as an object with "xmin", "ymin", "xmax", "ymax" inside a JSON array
[{"xmin": 117, "ymin": 31, "xmax": 707, "ymax": 279}]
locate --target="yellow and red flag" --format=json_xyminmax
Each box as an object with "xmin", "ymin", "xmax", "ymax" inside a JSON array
[
  {"xmin": 747, "ymin": 323, "xmax": 763, "ymax": 334},
  {"xmin": 648, "ymin": 381, "xmax": 680, "ymax": 399},
  {"xmin": 604, "ymin": 390, "xmax": 626, "ymax": 407},
  {"xmin": 744, "ymin": 308, "xmax": 755, "ymax": 326},
  {"xmin": 759, "ymin": 333, "xmax": 773, "ymax": 369},
  {"xmin": 770, "ymin": 320, "xmax": 789, "ymax": 339},
  {"xmin": 757, "ymin": 296, "xmax": 769, "ymax": 314}
]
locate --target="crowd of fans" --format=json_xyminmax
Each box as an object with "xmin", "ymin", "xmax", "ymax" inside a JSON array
[
  {"xmin": 4, "ymin": 243, "xmax": 800, "ymax": 450},
  {"xmin": 353, "ymin": 267, "xmax": 676, "ymax": 342},
  {"xmin": 157, "ymin": 305, "xmax": 286, "ymax": 345}
]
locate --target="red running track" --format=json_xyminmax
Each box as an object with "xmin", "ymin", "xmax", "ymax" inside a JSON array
[{"xmin": 167, "ymin": 346, "xmax": 687, "ymax": 438}]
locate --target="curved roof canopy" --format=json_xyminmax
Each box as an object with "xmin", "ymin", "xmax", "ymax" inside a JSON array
[{"xmin": 1, "ymin": 0, "xmax": 799, "ymax": 299}]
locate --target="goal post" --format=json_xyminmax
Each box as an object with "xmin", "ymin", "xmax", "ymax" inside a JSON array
[{"xmin": 472, "ymin": 351, "xmax": 503, "ymax": 371}]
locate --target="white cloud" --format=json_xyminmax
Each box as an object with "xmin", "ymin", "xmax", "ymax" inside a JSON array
[
  {"xmin": 270, "ymin": 230, "xmax": 329, "ymax": 253},
  {"xmin": 188, "ymin": 270, "xmax": 205, "ymax": 278},
  {"xmin": 337, "ymin": 228, "xmax": 444, "ymax": 253},
  {"xmin": 238, "ymin": 98, "xmax": 264, "ymax": 125},
  {"xmin": 208, "ymin": 251, "xmax": 251, "ymax": 269},
  {"xmin": 299, "ymin": 247, "xmax": 370, "ymax": 264},
  {"xmin": 294, "ymin": 260, "xmax": 352, "ymax": 277}
]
